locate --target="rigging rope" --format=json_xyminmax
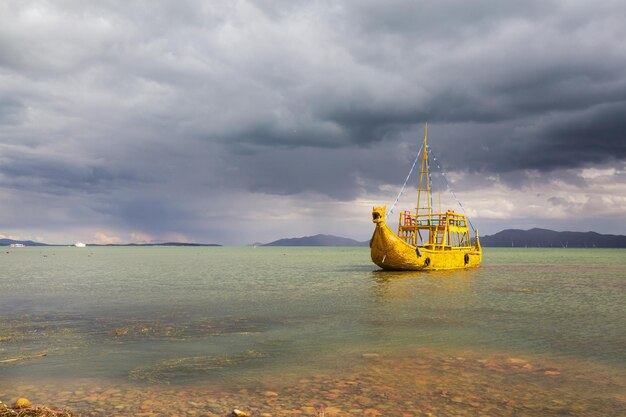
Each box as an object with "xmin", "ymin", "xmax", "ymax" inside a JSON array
[
  {"xmin": 387, "ymin": 142, "xmax": 477, "ymax": 234},
  {"xmin": 387, "ymin": 143, "xmax": 423, "ymax": 217},
  {"xmin": 427, "ymin": 145, "xmax": 476, "ymax": 232}
]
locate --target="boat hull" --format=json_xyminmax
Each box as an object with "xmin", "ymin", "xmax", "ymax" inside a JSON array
[{"xmin": 370, "ymin": 221, "xmax": 482, "ymax": 271}]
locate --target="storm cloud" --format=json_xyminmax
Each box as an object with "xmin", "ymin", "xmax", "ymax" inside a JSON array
[{"xmin": 1, "ymin": 0, "xmax": 626, "ymax": 244}]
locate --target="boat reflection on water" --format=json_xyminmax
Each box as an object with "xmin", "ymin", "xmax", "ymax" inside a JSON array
[
  {"xmin": 364, "ymin": 268, "xmax": 482, "ymax": 349},
  {"xmin": 369, "ymin": 268, "xmax": 480, "ymax": 305}
]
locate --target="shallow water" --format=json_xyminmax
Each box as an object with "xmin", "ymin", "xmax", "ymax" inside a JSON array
[{"xmin": 1, "ymin": 247, "xmax": 625, "ymax": 416}]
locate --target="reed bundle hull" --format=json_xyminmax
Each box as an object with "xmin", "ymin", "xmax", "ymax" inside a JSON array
[{"xmin": 370, "ymin": 220, "xmax": 481, "ymax": 271}]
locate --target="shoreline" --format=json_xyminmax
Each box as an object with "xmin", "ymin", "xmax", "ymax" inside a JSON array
[{"xmin": 2, "ymin": 348, "xmax": 625, "ymax": 417}]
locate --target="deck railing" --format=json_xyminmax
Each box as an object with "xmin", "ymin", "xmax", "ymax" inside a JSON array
[
  {"xmin": 398, "ymin": 211, "xmax": 472, "ymax": 248},
  {"xmin": 399, "ymin": 212, "xmax": 467, "ymax": 228}
]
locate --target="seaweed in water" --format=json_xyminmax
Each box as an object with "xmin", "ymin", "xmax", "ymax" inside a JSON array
[
  {"xmin": 128, "ymin": 350, "xmax": 268, "ymax": 383},
  {"xmin": 0, "ymin": 403, "xmax": 75, "ymax": 417}
]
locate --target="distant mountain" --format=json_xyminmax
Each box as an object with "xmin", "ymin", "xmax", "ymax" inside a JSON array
[
  {"xmin": 263, "ymin": 234, "xmax": 369, "ymax": 247},
  {"xmin": 0, "ymin": 238, "xmax": 48, "ymax": 246},
  {"xmin": 480, "ymin": 228, "xmax": 626, "ymax": 248}
]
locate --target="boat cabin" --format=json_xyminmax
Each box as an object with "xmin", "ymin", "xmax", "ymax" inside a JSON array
[{"xmin": 397, "ymin": 209, "xmax": 472, "ymax": 250}]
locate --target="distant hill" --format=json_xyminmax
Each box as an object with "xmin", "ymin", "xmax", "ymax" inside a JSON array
[
  {"xmin": 480, "ymin": 228, "xmax": 626, "ymax": 248},
  {"xmin": 0, "ymin": 238, "xmax": 48, "ymax": 246},
  {"xmin": 263, "ymin": 234, "xmax": 369, "ymax": 247}
]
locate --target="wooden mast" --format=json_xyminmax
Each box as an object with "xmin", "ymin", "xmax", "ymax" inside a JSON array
[{"xmin": 416, "ymin": 122, "xmax": 431, "ymax": 244}]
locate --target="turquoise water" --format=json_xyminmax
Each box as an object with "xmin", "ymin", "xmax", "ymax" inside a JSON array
[{"xmin": 1, "ymin": 247, "xmax": 625, "ymax": 415}]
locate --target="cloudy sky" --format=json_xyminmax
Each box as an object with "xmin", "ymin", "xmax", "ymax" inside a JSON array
[{"xmin": 1, "ymin": 0, "xmax": 626, "ymax": 245}]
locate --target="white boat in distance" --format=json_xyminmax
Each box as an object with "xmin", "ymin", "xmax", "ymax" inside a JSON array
[{"xmin": 74, "ymin": 242, "xmax": 86, "ymax": 248}]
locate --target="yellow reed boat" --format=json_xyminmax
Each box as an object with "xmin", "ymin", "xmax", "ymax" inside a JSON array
[{"xmin": 370, "ymin": 123, "xmax": 482, "ymax": 270}]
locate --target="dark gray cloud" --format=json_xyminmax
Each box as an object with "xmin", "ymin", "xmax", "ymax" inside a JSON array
[{"xmin": 1, "ymin": 0, "xmax": 626, "ymax": 243}]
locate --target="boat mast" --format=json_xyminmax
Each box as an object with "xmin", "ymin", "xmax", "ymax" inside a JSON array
[{"xmin": 416, "ymin": 122, "xmax": 432, "ymax": 221}]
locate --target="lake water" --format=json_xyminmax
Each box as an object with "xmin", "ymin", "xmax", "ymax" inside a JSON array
[{"xmin": 1, "ymin": 247, "xmax": 625, "ymax": 416}]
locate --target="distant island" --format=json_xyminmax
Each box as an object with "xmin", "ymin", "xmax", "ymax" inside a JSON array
[
  {"xmin": 0, "ymin": 238, "xmax": 48, "ymax": 246},
  {"xmin": 262, "ymin": 234, "xmax": 369, "ymax": 247},
  {"xmin": 479, "ymin": 228, "xmax": 626, "ymax": 248}
]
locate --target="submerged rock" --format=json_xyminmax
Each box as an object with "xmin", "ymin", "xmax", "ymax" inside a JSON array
[
  {"xmin": 15, "ymin": 398, "xmax": 31, "ymax": 408},
  {"xmin": 231, "ymin": 409, "xmax": 250, "ymax": 417},
  {"xmin": 544, "ymin": 370, "xmax": 561, "ymax": 375}
]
